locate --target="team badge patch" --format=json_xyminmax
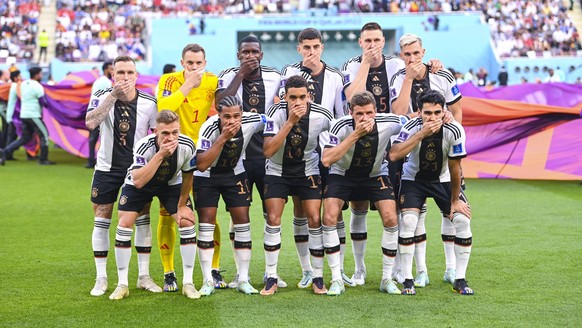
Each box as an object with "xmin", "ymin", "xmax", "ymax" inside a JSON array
[
  {"xmin": 390, "ymin": 88, "xmax": 397, "ymax": 99},
  {"xmin": 397, "ymin": 131, "xmax": 409, "ymax": 141},
  {"xmin": 280, "ymin": 79, "xmax": 286, "ymax": 88},
  {"xmin": 329, "ymin": 135, "xmax": 339, "ymax": 145},
  {"xmin": 218, "ymin": 79, "xmax": 224, "ymax": 89},
  {"xmin": 265, "ymin": 121, "xmax": 274, "ymax": 132},
  {"xmin": 451, "ymin": 85, "xmax": 460, "ymax": 96},
  {"xmin": 201, "ymin": 139, "xmax": 211, "ymax": 150},
  {"xmin": 453, "ymin": 143, "xmax": 464, "ymax": 155},
  {"xmin": 162, "ymin": 90, "xmax": 171, "ymax": 96},
  {"xmin": 119, "ymin": 195, "xmax": 128, "ymax": 205},
  {"xmin": 136, "ymin": 156, "xmax": 146, "ymax": 165},
  {"xmin": 343, "ymin": 74, "xmax": 350, "ymax": 84},
  {"xmin": 91, "ymin": 188, "xmax": 99, "ymax": 198},
  {"xmin": 190, "ymin": 156, "xmax": 197, "ymax": 168},
  {"xmin": 90, "ymin": 99, "xmax": 99, "ymax": 107}
]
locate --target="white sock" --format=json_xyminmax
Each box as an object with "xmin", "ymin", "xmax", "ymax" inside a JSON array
[
  {"xmin": 234, "ymin": 223, "xmax": 252, "ymax": 282},
  {"xmin": 179, "ymin": 226, "xmax": 197, "ymax": 285},
  {"xmin": 399, "ymin": 210, "xmax": 418, "ymax": 280},
  {"xmin": 308, "ymin": 226, "xmax": 324, "ymax": 278},
  {"xmin": 350, "ymin": 208, "xmax": 367, "ymax": 272},
  {"xmin": 336, "ymin": 219, "xmax": 346, "ymax": 272},
  {"xmin": 92, "ymin": 217, "xmax": 110, "ymax": 279},
  {"xmin": 323, "ymin": 225, "xmax": 341, "ymax": 282},
  {"xmin": 264, "ymin": 224, "xmax": 281, "ymax": 278},
  {"xmin": 229, "ymin": 221, "xmax": 239, "ymax": 274},
  {"xmin": 453, "ymin": 213, "xmax": 472, "ymax": 280},
  {"xmin": 197, "ymin": 223, "xmax": 215, "ymax": 283},
  {"xmin": 441, "ymin": 215, "xmax": 456, "ymax": 270},
  {"xmin": 114, "ymin": 226, "xmax": 133, "ymax": 286},
  {"xmin": 135, "ymin": 214, "xmax": 152, "ymax": 277},
  {"xmin": 414, "ymin": 206, "xmax": 427, "ymax": 274},
  {"xmin": 382, "ymin": 225, "xmax": 398, "ymax": 280},
  {"xmin": 293, "ymin": 217, "xmax": 312, "ymax": 272}
]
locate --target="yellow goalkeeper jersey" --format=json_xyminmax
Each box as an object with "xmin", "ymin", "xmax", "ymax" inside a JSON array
[{"xmin": 157, "ymin": 70, "xmax": 218, "ymax": 142}]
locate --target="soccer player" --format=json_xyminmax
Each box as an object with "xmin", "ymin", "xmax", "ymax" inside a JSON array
[
  {"xmin": 389, "ymin": 90, "xmax": 473, "ymax": 296},
  {"xmin": 86, "ymin": 55, "xmax": 159, "ymax": 297},
  {"xmin": 389, "ymin": 33, "xmax": 462, "ymax": 287},
  {"xmin": 260, "ymin": 75, "xmax": 333, "ymax": 296},
  {"xmin": 215, "ymin": 35, "xmax": 282, "ymax": 289},
  {"xmin": 279, "ymin": 27, "xmax": 351, "ymax": 288},
  {"xmin": 156, "ymin": 43, "xmax": 218, "ymax": 291},
  {"xmin": 194, "ymin": 96, "xmax": 265, "ymax": 296},
  {"xmin": 322, "ymin": 91, "xmax": 403, "ymax": 295},
  {"xmin": 109, "ymin": 110, "xmax": 198, "ymax": 300},
  {"xmin": 87, "ymin": 61, "xmax": 113, "ymax": 169},
  {"xmin": 1, "ymin": 67, "xmax": 55, "ymax": 165}
]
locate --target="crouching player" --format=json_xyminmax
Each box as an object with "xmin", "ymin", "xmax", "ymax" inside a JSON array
[
  {"xmin": 194, "ymin": 96, "xmax": 265, "ymax": 296},
  {"xmin": 109, "ymin": 110, "xmax": 200, "ymax": 300}
]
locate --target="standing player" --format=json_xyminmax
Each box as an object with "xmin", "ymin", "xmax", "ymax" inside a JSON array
[
  {"xmin": 260, "ymin": 75, "xmax": 333, "ymax": 296},
  {"xmin": 279, "ymin": 27, "xmax": 351, "ymax": 288},
  {"xmin": 87, "ymin": 61, "xmax": 113, "ymax": 169},
  {"xmin": 215, "ymin": 35, "xmax": 282, "ymax": 288},
  {"xmin": 109, "ymin": 110, "xmax": 199, "ymax": 300},
  {"xmin": 86, "ymin": 55, "xmax": 159, "ymax": 297},
  {"xmin": 194, "ymin": 96, "xmax": 264, "ymax": 296},
  {"xmin": 389, "ymin": 34, "xmax": 462, "ymax": 287},
  {"xmin": 322, "ymin": 91, "xmax": 403, "ymax": 295},
  {"xmin": 156, "ymin": 43, "xmax": 218, "ymax": 291},
  {"xmin": 389, "ymin": 90, "xmax": 473, "ymax": 296}
]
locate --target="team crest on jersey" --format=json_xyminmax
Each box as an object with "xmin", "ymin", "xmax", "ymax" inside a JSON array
[
  {"xmin": 451, "ymin": 85, "xmax": 460, "ymax": 96},
  {"xmin": 119, "ymin": 195, "xmax": 128, "ymax": 205},
  {"xmin": 91, "ymin": 187, "xmax": 99, "ymax": 198},
  {"xmin": 452, "ymin": 143, "xmax": 464, "ymax": 154},
  {"xmin": 91, "ymin": 99, "xmax": 99, "ymax": 107},
  {"xmin": 265, "ymin": 121, "xmax": 274, "ymax": 132},
  {"xmin": 136, "ymin": 156, "xmax": 146, "ymax": 165},
  {"xmin": 329, "ymin": 135, "xmax": 339, "ymax": 145},
  {"xmin": 201, "ymin": 139, "xmax": 211, "ymax": 150},
  {"xmin": 162, "ymin": 90, "xmax": 172, "ymax": 96},
  {"xmin": 397, "ymin": 131, "xmax": 409, "ymax": 141}
]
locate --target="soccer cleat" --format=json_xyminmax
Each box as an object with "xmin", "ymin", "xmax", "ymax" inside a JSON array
[
  {"xmin": 228, "ymin": 274, "xmax": 240, "ymax": 289},
  {"xmin": 0, "ymin": 149, "xmax": 5, "ymax": 165},
  {"xmin": 109, "ymin": 284, "xmax": 129, "ymax": 300},
  {"xmin": 260, "ymin": 277, "xmax": 278, "ymax": 296},
  {"xmin": 137, "ymin": 275, "xmax": 163, "ymax": 293},
  {"xmin": 453, "ymin": 279, "xmax": 474, "ymax": 295},
  {"xmin": 341, "ymin": 270, "xmax": 355, "ymax": 287},
  {"xmin": 199, "ymin": 281, "xmax": 215, "ymax": 296},
  {"xmin": 163, "ymin": 272, "xmax": 179, "ymax": 292},
  {"xmin": 297, "ymin": 271, "xmax": 313, "ymax": 289},
  {"xmin": 182, "ymin": 283, "xmax": 201, "ymax": 299},
  {"xmin": 392, "ymin": 268, "xmax": 405, "ymax": 284},
  {"xmin": 237, "ymin": 281, "xmax": 259, "ymax": 295},
  {"xmin": 351, "ymin": 267, "xmax": 367, "ymax": 286},
  {"xmin": 379, "ymin": 279, "xmax": 401, "ymax": 294},
  {"xmin": 326, "ymin": 280, "xmax": 345, "ymax": 296},
  {"xmin": 401, "ymin": 279, "xmax": 416, "ymax": 295},
  {"xmin": 263, "ymin": 273, "xmax": 287, "ymax": 288},
  {"xmin": 443, "ymin": 268, "xmax": 456, "ymax": 284},
  {"xmin": 90, "ymin": 277, "xmax": 108, "ymax": 296},
  {"xmin": 39, "ymin": 160, "xmax": 56, "ymax": 165},
  {"xmin": 312, "ymin": 277, "xmax": 328, "ymax": 295},
  {"xmin": 414, "ymin": 271, "xmax": 430, "ymax": 288},
  {"xmin": 211, "ymin": 269, "xmax": 227, "ymax": 289}
]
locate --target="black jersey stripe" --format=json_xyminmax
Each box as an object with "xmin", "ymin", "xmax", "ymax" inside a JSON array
[
  {"xmin": 218, "ymin": 67, "xmax": 239, "ymax": 78},
  {"xmin": 93, "ymin": 87, "xmax": 113, "ymax": 98},
  {"xmin": 310, "ymin": 104, "xmax": 334, "ymax": 121},
  {"xmin": 444, "ymin": 123, "xmax": 462, "ymax": 139},
  {"xmin": 435, "ymin": 70, "xmax": 455, "ymax": 83},
  {"xmin": 390, "ymin": 68, "xmax": 406, "ymax": 87},
  {"xmin": 202, "ymin": 121, "xmax": 220, "ymax": 139},
  {"xmin": 178, "ymin": 140, "xmax": 195, "ymax": 153},
  {"xmin": 261, "ymin": 66, "xmax": 281, "ymax": 73},
  {"xmin": 136, "ymin": 138, "xmax": 156, "ymax": 155},
  {"xmin": 375, "ymin": 115, "xmax": 402, "ymax": 124},
  {"xmin": 138, "ymin": 90, "xmax": 157, "ymax": 103},
  {"xmin": 403, "ymin": 117, "xmax": 422, "ymax": 130},
  {"xmin": 341, "ymin": 56, "xmax": 362, "ymax": 70},
  {"xmin": 266, "ymin": 103, "xmax": 282, "ymax": 117},
  {"xmin": 330, "ymin": 118, "xmax": 353, "ymax": 135}
]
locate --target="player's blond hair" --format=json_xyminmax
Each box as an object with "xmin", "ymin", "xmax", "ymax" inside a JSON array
[
  {"xmin": 156, "ymin": 110, "xmax": 179, "ymax": 125},
  {"xmin": 399, "ymin": 34, "xmax": 422, "ymax": 49}
]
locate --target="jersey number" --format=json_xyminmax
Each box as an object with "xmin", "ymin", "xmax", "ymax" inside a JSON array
[{"xmin": 191, "ymin": 110, "xmax": 199, "ymax": 124}]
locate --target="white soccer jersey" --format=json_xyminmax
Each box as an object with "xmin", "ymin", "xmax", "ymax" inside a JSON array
[
  {"xmin": 264, "ymin": 102, "xmax": 333, "ymax": 178},
  {"xmin": 125, "ymin": 133, "xmax": 196, "ymax": 187},
  {"xmin": 342, "ymin": 54, "xmax": 405, "ymax": 113},
  {"xmin": 195, "ymin": 112, "xmax": 265, "ymax": 178},
  {"xmin": 88, "ymin": 88, "xmax": 157, "ymax": 172},
  {"xmin": 326, "ymin": 113, "xmax": 402, "ymax": 178},
  {"xmin": 217, "ymin": 65, "xmax": 281, "ymax": 160},
  {"xmin": 395, "ymin": 118, "xmax": 466, "ymax": 183},
  {"xmin": 389, "ymin": 67, "xmax": 462, "ymax": 114},
  {"xmin": 279, "ymin": 62, "xmax": 346, "ymax": 119}
]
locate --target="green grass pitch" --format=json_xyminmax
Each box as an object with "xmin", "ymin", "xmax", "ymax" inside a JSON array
[{"xmin": 1, "ymin": 146, "xmax": 581, "ymax": 327}]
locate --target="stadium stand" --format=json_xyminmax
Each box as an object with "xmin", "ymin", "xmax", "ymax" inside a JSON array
[{"xmin": 0, "ymin": 0, "xmax": 41, "ymax": 63}]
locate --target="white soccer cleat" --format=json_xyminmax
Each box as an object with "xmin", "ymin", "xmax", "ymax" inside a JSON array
[
  {"xmin": 228, "ymin": 274, "xmax": 240, "ymax": 289},
  {"xmin": 182, "ymin": 283, "xmax": 201, "ymax": 299},
  {"xmin": 444, "ymin": 268, "xmax": 456, "ymax": 284},
  {"xmin": 326, "ymin": 280, "xmax": 345, "ymax": 296},
  {"xmin": 380, "ymin": 279, "xmax": 401, "ymax": 294},
  {"xmin": 137, "ymin": 275, "xmax": 163, "ymax": 293},
  {"xmin": 414, "ymin": 271, "xmax": 430, "ymax": 288},
  {"xmin": 90, "ymin": 277, "xmax": 108, "ymax": 297},
  {"xmin": 351, "ymin": 267, "xmax": 367, "ymax": 286},
  {"xmin": 109, "ymin": 284, "xmax": 129, "ymax": 300},
  {"xmin": 392, "ymin": 268, "xmax": 405, "ymax": 284},
  {"xmin": 297, "ymin": 271, "xmax": 313, "ymax": 289},
  {"xmin": 341, "ymin": 270, "xmax": 356, "ymax": 287},
  {"xmin": 237, "ymin": 281, "xmax": 259, "ymax": 295},
  {"xmin": 199, "ymin": 281, "xmax": 215, "ymax": 297}
]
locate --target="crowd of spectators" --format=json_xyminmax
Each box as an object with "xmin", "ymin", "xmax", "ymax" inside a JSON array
[{"xmin": 0, "ymin": 0, "xmax": 40, "ymax": 62}]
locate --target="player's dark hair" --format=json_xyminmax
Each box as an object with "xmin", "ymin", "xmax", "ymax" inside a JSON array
[
  {"xmin": 102, "ymin": 61, "xmax": 113, "ymax": 72},
  {"xmin": 417, "ymin": 90, "xmax": 445, "ymax": 111},
  {"xmin": 163, "ymin": 64, "xmax": 176, "ymax": 74},
  {"xmin": 361, "ymin": 22, "xmax": 382, "ymax": 33},
  {"xmin": 239, "ymin": 35, "xmax": 261, "ymax": 50},
  {"xmin": 298, "ymin": 28, "xmax": 322, "ymax": 43},
  {"xmin": 350, "ymin": 91, "xmax": 376, "ymax": 110},
  {"xmin": 10, "ymin": 70, "xmax": 21, "ymax": 81},
  {"xmin": 284, "ymin": 75, "xmax": 308, "ymax": 92},
  {"xmin": 217, "ymin": 95, "xmax": 242, "ymax": 113},
  {"xmin": 156, "ymin": 110, "xmax": 179, "ymax": 125},
  {"xmin": 182, "ymin": 43, "xmax": 206, "ymax": 58}
]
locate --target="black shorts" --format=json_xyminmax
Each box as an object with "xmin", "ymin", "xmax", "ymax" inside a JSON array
[
  {"xmin": 264, "ymin": 175, "xmax": 322, "ymax": 201},
  {"xmin": 324, "ymin": 174, "xmax": 395, "ymax": 204},
  {"xmin": 243, "ymin": 158, "xmax": 266, "ymax": 202},
  {"xmin": 90, "ymin": 170, "xmax": 127, "ymax": 204},
  {"xmin": 193, "ymin": 173, "xmax": 251, "ymax": 209},
  {"xmin": 399, "ymin": 180, "xmax": 469, "ymax": 214},
  {"xmin": 118, "ymin": 184, "xmax": 190, "ymax": 215},
  {"xmin": 319, "ymin": 161, "xmax": 329, "ymax": 191}
]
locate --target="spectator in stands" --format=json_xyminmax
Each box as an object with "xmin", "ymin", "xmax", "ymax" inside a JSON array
[
  {"xmin": 476, "ymin": 67, "xmax": 488, "ymax": 86},
  {"xmin": 498, "ymin": 66, "xmax": 508, "ymax": 86},
  {"xmin": 544, "ymin": 68, "xmax": 562, "ymax": 82}
]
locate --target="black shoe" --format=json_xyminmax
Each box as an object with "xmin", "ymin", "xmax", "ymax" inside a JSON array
[
  {"xmin": 453, "ymin": 279, "xmax": 474, "ymax": 295},
  {"xmin": 39, "ymin": 160, "xmax": 56, "ymax": 165},
  {"xmin": 85, "ymin": 162, "xmax": 95, "ymax": 169},
  {"xmin": 0, "ymin": 149, "xmax": 6, "ymax": 166},
  {"xmin": 163, "ymin": 272, "xmax": 179, "ymax": 292},
  {"xmin": 402, "ymin": 279, "xmax": 416, "ymax": 295},
  {"xmin": 27, "ymin": 155, "xmax": 39, "ymax": 161},
  {"xmin": 211, "ymin": 269, "xmax": 227, "ymax": 288}
]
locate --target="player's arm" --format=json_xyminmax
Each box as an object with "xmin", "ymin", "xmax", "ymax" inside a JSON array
[
  {"xmin": 389, "ymin": 120, "xmax": 441, "ymax": 161},
  {"xmin": 448, "ymin": 100, "xmax": 462, "ymax": 124},
  {"xmin": 390, "ymin": 81, "xmax": 412, "ymax": 116},
  {"xmin": 196, "ymin": 121, "xmax": 240, "ymax": 171},
  {"xmin": 86, "ymin": 93, "xmax": 117, "ymax": 130},
  {"xmin": 177, "ymin": 170, "xmax": 195, "ymax": 224},
  {"xmin": 263, "ymin": 120, "xmax": 293, "ymax": 158},
  {"xmin": 344, "ymin": 63, "xmax": 371, "ymax": 101},
  {"xmin": 157, "ymin": 74, "xmax": 187, "ymax": 112},
  {"xmin": 322, "ymin": 119, "xmax": 372, "ymax": 167},
  {"xmin": 6, "ymin": 85, "xmax": 17, "ymax": 123},
  {"xmin": 449, "ymin": 158, "xmax": 470, "ymax": 217},
  {"xmin": 132, "ymin": 136, "xmax": 178, "ymax": 188},
  {"xmin": 215, "ymin": 73, "xmax": 244, "ymax": 105}
]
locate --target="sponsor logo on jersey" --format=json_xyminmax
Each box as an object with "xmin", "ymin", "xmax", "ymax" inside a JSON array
[
  {"xmin": 452, "ymin": 143, "xmax": 464, "ymax": 155},
  {"xmin": 136, "ymin": 156, "xmax": 146, "ymax": 165},
  {"xmin": 329, "ymin": 135, "xmax": 339, "ymax": 145},
  {"xmin": 451, "ymin": 85, "xmax": 460, "ymax": 96},
  {"xmin": 201, "ymin": 139, "xmax": 211, "ymax": 150},
  {"xmin": 162, "ymin": 90, "xmax": 171, "ymax": 96},
  {"xmin": 90, "ymin": 99, "xmax": 99, "ymax": 107},
  {"xmin": 397, "ymin": 131, "xmax": 409, "ymax": 141}
]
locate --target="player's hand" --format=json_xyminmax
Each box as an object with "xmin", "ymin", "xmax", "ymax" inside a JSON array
[
  {"xmin": 184, "ymin": 66, "xmax": 205, "ymax": 89},
  {"xmin": 221, "ymin": 120, "xmax": 241, "ymax": 140},
  {"xmin": 451, "ymin": 200, "xmax": 471, "ymax": 218},
  {"xmin": 362, "ymin": 43, "xmax": 382, "ymax": 65},
  {"xmin": 443, "ymin": 110, "xmax": 454, "ymax": 123},
  {"xmin": 239, "ymin": 57, "xmax": 260, "ymax": 78},
  {"xmin": 302, "ymin": 53, "xmax": 319, "ymax": 72},
  {"xmin": 111, "ymin": 79, "xmax": 133, "ymax": 99},
  {"xmin": 354, "ymin": 117, "xmax": 375, "ymax": 137},
  {"xmin": 288, "ymin": 103, "xmax": 307, "ymax": 124},
  {"xmin": 405, "ymin": 59, "xmax": 424, "ymax": 81},
  {"xmin": 421, "ymin": 118, "xmax": 442, "ymax": 137},
  {"xmin": 159, "ymin": 136, "xmax": 178, "ymax": 158},
  {"xmin": 427, "ymin": 59, "xmax": 443, "ymax": 74},
  {"xmin": 177, "ymin": 206, "xmax": 195, "ymax": 224}
]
